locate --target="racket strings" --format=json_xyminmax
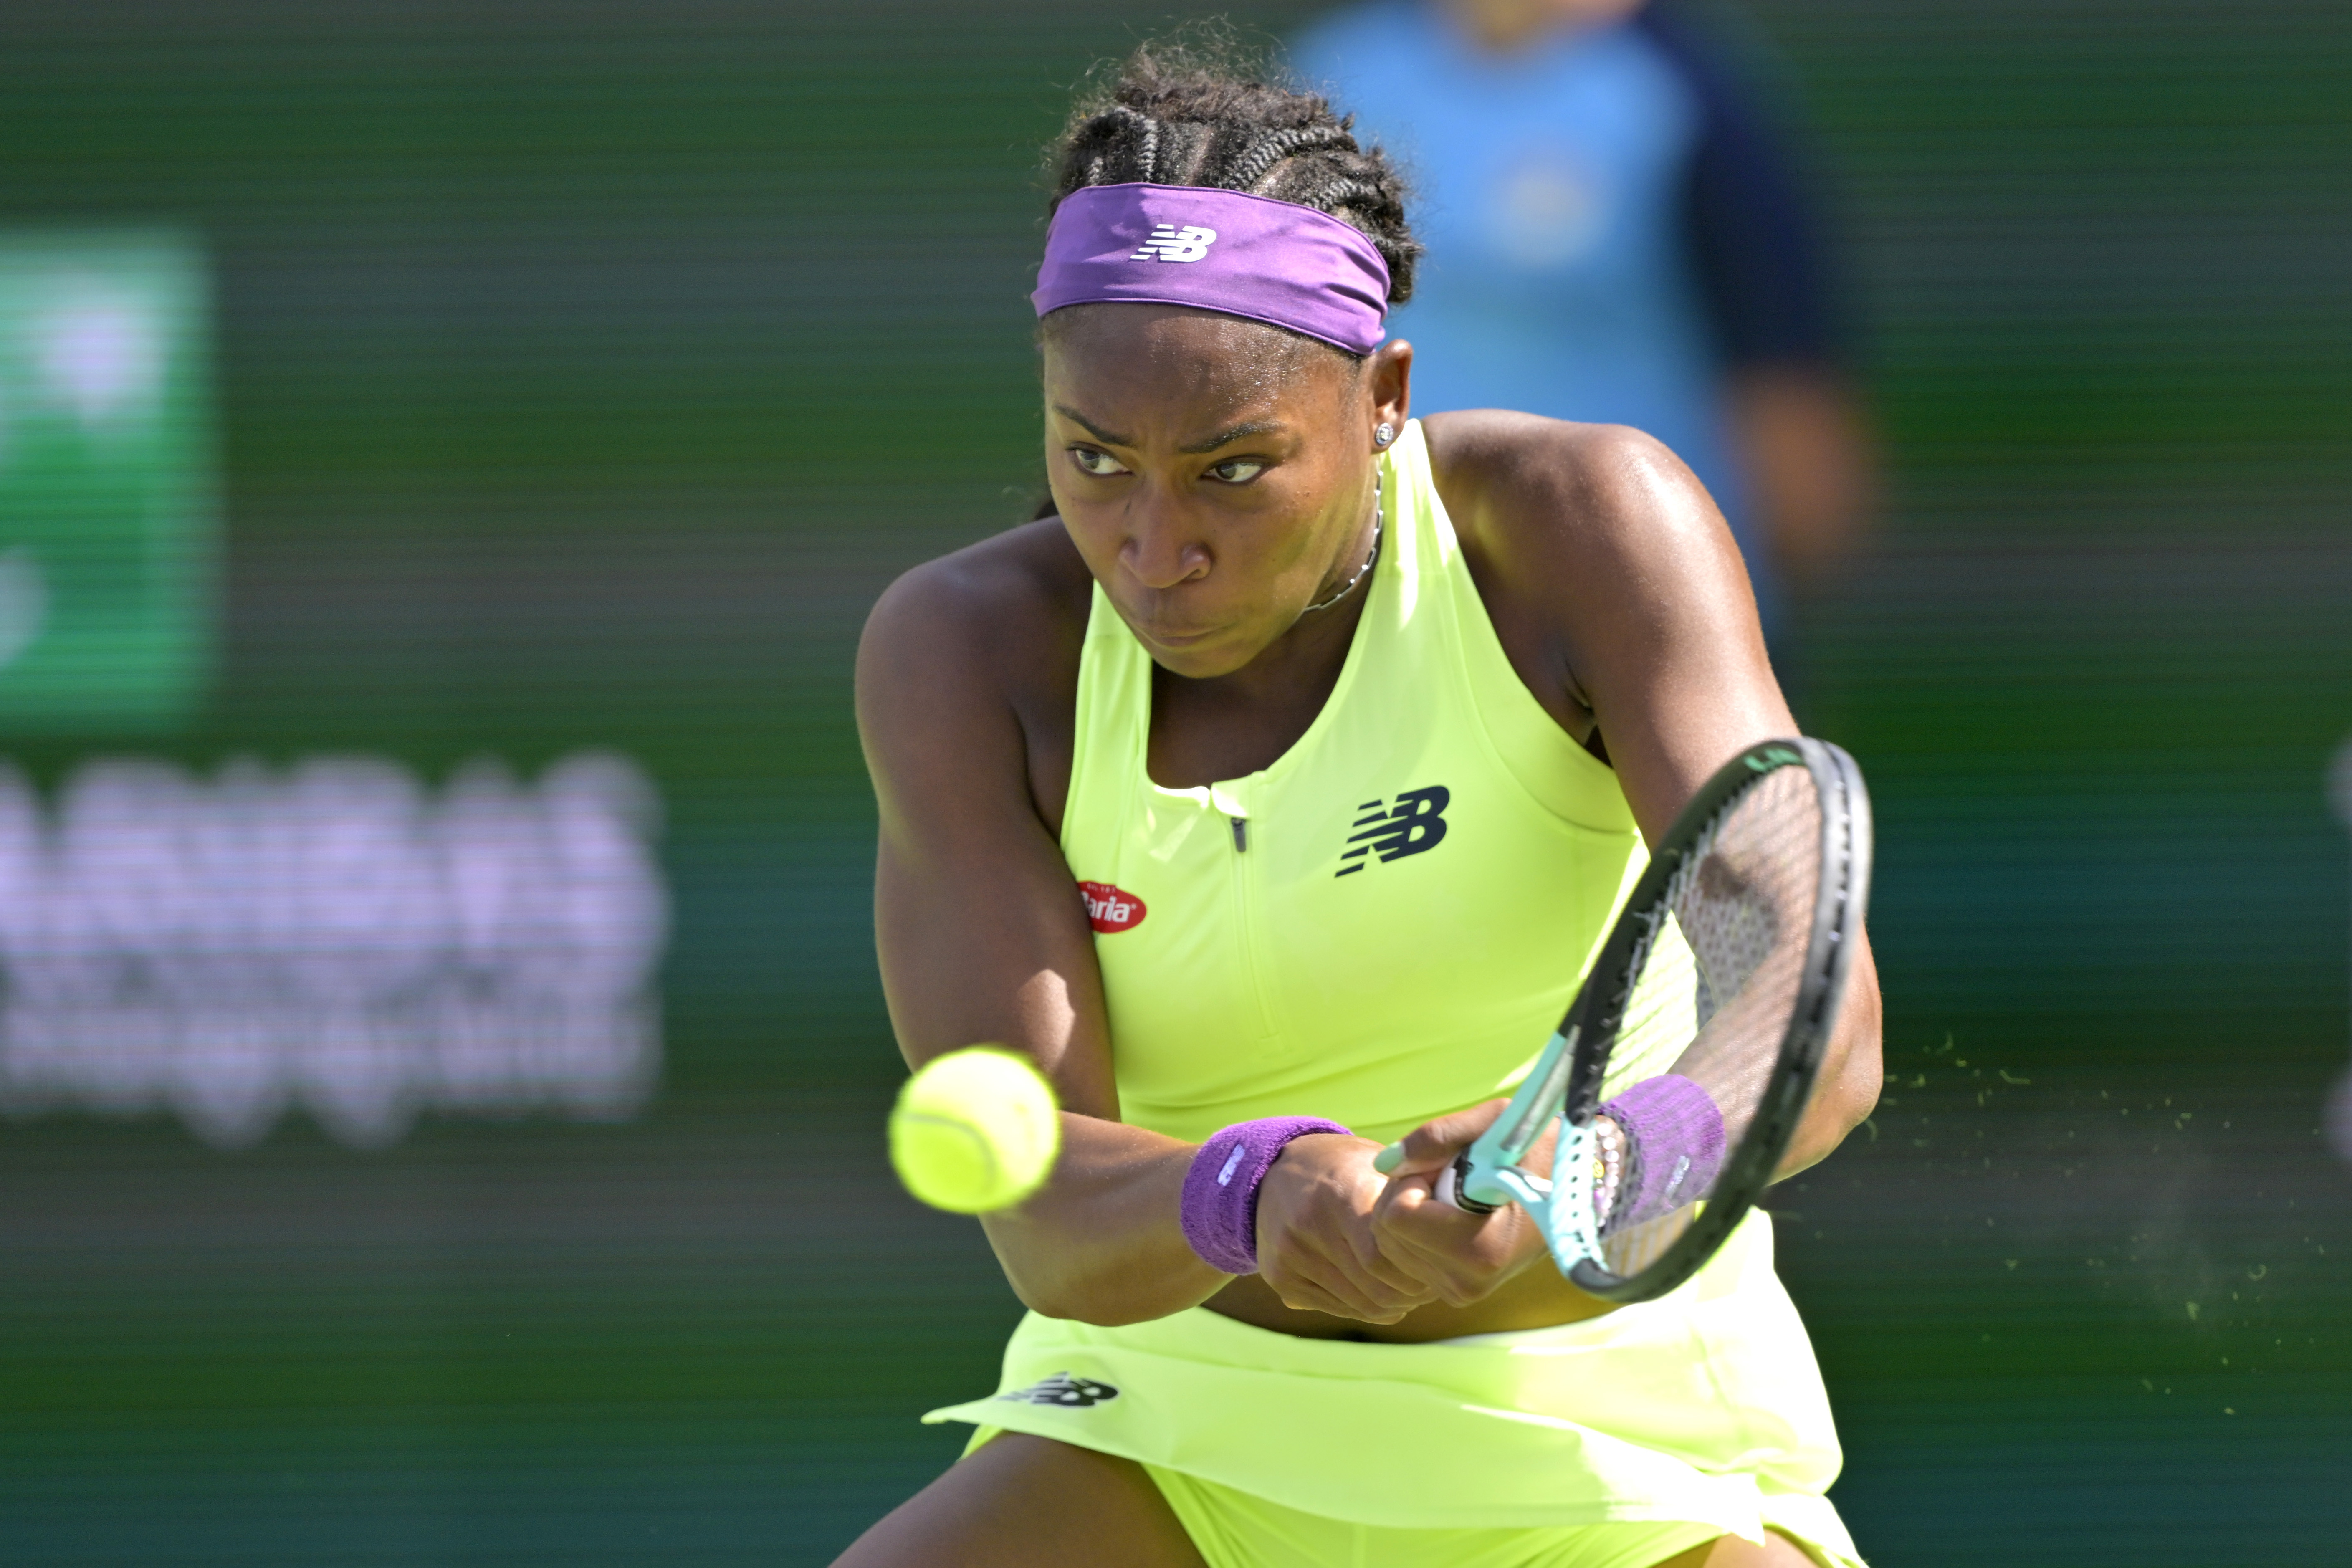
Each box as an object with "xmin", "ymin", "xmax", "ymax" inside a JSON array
[{"xmin": 1596, "ymin": 766, "xmax": 1823, "ymax": 1278}]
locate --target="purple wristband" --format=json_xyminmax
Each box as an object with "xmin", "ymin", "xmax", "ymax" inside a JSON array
[
  {"xmin": 1179, "ymin": 1116, "xmax": 1353, "ymax": 1274},
  {"xmin": 1599, "ymin": 1075, "xmax": 1725, "ymax": 1230}
]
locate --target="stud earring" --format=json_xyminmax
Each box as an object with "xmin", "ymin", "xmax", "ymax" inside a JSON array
[{"xmin": 1374, "ymin": 423, "xmax": 1395, "ymax": 448}]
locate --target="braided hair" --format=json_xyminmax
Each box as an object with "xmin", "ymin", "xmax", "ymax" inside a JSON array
[{"xmin": 1045, "ymin": 36, "xmax": 1423, "ymax": 325}]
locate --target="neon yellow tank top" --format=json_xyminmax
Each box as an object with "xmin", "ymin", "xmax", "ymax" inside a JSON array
[{"xmin": 1061, "ymin": 420, "xmax": 1655, "ymax": 1146}]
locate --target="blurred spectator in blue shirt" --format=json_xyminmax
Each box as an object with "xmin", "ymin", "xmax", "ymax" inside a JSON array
[{"xmin": 1293, "ymin": 0, "xmax": 1874, "ymax": 653}]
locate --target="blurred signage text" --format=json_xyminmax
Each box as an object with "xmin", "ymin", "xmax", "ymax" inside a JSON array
[{"xmin": 0, "ymin": 751, "xmax": 667, "ymax": 1148}]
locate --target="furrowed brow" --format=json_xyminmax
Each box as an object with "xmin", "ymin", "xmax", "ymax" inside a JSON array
[
  {"xmin": 1051, "ymin": 405, "xmax": 1136, "ymax": 449},
  {"xmin": 1179, "ymin": 419, "xmax": 1287, "ymax": 455}
]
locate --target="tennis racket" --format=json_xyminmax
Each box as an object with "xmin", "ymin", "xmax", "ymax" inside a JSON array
[{"xmin": 1434, "ymin": 737, "xmax": 1872, "ymax": 1303}]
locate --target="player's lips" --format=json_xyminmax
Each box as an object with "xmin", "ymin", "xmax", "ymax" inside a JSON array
[
  {"xmin": 1136, "ymin": 620, "xmax": 1224, "ymax": 648},
  {"xmin": 1112, "ymin": 589, "xmax": 1229, "ymax": 651}
]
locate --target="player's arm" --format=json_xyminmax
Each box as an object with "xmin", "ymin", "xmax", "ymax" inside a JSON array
[
  {"xmin": 1431, "ymin": 410, "xmax": 1881, "ymax": 1173},
  {"xmin": 856, "ymin": 535, "xmax": 1434, "ymax": 1325}
]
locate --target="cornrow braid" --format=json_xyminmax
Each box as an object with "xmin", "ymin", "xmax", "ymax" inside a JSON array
[
  {"xmin": 1216, "ymin": 123, "xmax": 1355, "ymax": 196},
  {"xmin": 1047, "ymin": 34, "xmax": 1423, "ymax": 316},
  {"xmin": 1072, "ymin": 102, "xmax": 1161, "ymax": 186},
  {"xmin": 1108, "ymin": 104, "xmax": 1161, "ymax": 183}
]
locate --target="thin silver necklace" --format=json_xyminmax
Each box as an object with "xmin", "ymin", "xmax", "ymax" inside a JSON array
[{"xmin": 1301, "ymin": 469, "xmax": 1382, "ymax": 615}]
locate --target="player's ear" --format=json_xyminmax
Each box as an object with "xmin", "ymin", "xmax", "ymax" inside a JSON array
[{"xmin": 1367, "ymin": 339, "xmax": 1411, "ymax": 436}]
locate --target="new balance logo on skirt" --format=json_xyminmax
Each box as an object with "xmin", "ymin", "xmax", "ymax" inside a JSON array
[
  {"xmin": 998, "ymin": 1373, "xmax": 1120, "ymax": 1408},
  {"xmin": 1131, "ymin": 224, "xmax": 1217, "ymax": 262}
]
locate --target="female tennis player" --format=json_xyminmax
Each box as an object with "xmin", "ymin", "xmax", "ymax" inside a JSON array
[{"xmin": 843, "ymin": 39, "xmax": 1882, "ymax": 1568}]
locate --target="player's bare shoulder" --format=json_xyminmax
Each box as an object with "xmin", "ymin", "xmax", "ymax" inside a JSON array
[
  {"xmin": 1418, "ymin": 409, "xmax": 1764, "ymax": 742},
  {"xmin": 1420, "ymin": 408, "xmax": 1728, "ymax": 568},
  {"xmin": 855, "ymin": 517, "xmax": 1095, "ymax": 830},
  {"xmin": 859, "ymin": 518, "xmax": 1091, "ymax": 698}
]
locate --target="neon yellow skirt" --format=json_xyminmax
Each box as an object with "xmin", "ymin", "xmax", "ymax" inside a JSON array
[{"xmin": 925, "ymin": 1211, "xmax": 1862, "ymax": 1567}]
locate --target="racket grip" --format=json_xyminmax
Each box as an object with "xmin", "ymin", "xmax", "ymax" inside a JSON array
[{"xmin": 1434, "ymin": 1151, "xmax": 1500, "ymax": 1216}]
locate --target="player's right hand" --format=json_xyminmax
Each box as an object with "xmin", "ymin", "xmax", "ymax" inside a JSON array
[
  {"xmin": 1251, "ymin": 1133, "xmax": 1444, "ymax": 1324},
  {"xmin": 1366, "ymin": 1100, "xmax": 1557, "ymax": 1309}
]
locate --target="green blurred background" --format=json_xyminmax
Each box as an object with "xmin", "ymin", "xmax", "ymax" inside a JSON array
[{"xmin": 0, "ymin": 1, "xmax": 2346, "ymax": 1562}]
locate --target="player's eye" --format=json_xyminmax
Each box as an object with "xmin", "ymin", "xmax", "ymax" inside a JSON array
[
  {"xmin": 1067, "ymin": 446, "xmax": 1130, "ymax": 478},
  {"xmin": 1205, "ymin": 458, "xmax": 1266, "ymax": 485}
]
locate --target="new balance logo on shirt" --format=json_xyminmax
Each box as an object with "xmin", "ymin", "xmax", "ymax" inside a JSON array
[
  {"xmin": 998, "ymin": 1373, "xmax": 1120, "ymax": 1408},
  {"xmin": 1130, "ymin": 224, "xmax": 1218, "ymax": 263},
  {"xmin": 1335, "ymin": 785, "xmax": 1450, "ymax": 876}
]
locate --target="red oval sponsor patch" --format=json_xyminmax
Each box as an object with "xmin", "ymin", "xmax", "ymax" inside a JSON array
[{"xmin": 1078, "ymin": 880, "xmax": 1146, "ymax": 933}]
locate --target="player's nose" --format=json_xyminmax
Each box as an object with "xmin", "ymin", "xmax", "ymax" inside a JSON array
[{"xmin": 1120, "ymin": 490, "xmax": 1210, "ymax": 592}]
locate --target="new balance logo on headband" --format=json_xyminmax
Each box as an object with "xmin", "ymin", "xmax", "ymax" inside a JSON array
[
  {"xmin": 1335, "ymin": 786, "xmax": 1451, "ymax": 876},
  {"xmin": 1131, "ymin": 223, "xmax": 1219, "ymax": 263}
]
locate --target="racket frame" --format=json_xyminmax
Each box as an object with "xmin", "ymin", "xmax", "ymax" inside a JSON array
[{"xmin": 1449, "ymin": 737, "xmax": 1873, "ymax": 1303}]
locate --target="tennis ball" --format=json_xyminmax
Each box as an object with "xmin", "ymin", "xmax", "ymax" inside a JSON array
[{"xmin": 889, "ymin": 1047, "xmax": 1061, "ymax": 1214}]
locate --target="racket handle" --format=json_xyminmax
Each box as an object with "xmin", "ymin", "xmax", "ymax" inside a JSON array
[{"xmin": 1434, "ymin": 1151, "xmax": 1499, "ymax": 1216}]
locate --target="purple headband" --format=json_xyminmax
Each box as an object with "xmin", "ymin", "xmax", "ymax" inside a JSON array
[{"xmin": 1032, "ymin": 182, "xmax": 1391, "ymax": 357}]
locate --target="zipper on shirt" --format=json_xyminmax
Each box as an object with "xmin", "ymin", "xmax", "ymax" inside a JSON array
[{"xmin": 1213, "ymin": 797, "xmax": 1280, "ymax": 1044}]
